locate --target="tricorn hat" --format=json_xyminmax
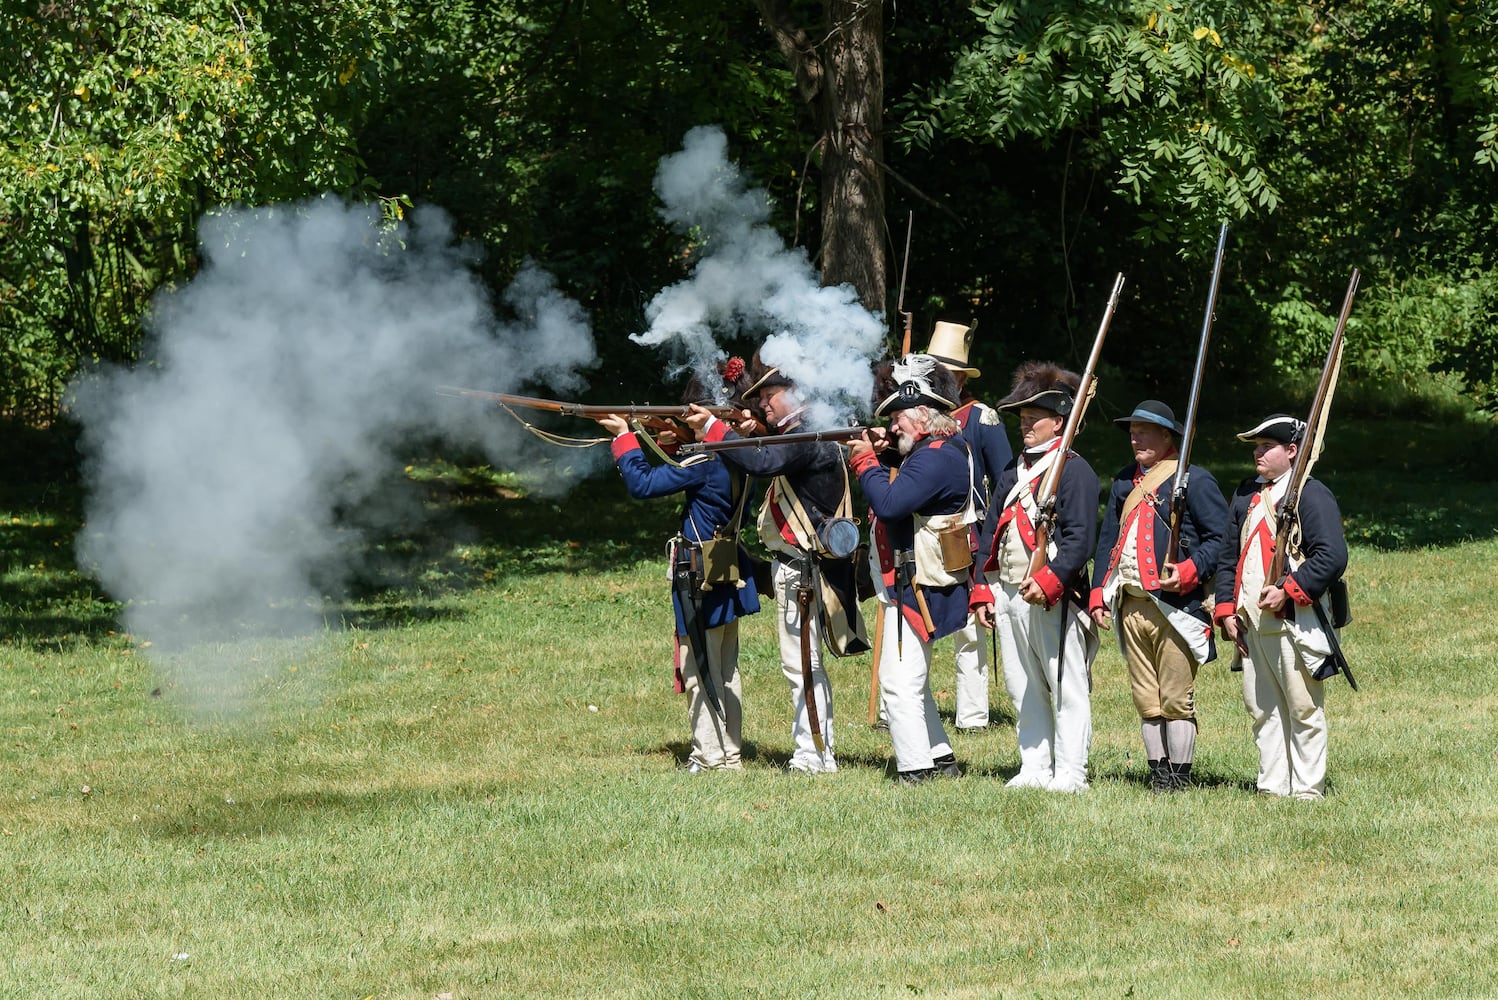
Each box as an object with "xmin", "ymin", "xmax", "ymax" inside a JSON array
[
  {"xmin": 924, "ymin": 321, "xmax": 980, "ymax": 378},
  {"xmin": 1236, "ymin": 413, "xmax": 1305, "ymax": 445},
  {"xmin": 1115, "ymin": 399, "xmax": 1183, "ymax": 435},
  {"xmin": 996, "ymin": 361, "xmax": 1081, "ymax": 416},
  {"xmin": 872, "ymin": 354, "xmax": 962, "ymax": 418},
  {"xmin": 741, "ymin": 352, "xmax": 794, "ymax": 400}
]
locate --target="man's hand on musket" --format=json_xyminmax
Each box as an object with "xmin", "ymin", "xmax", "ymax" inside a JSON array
[
  {"xmin": 845, "ymin": 427, "xmax": 891, "ymax": 463},
  {"xmin": 1217, "ymin": 613, "xmax": 1250, "ymax": 658},
  {"xmin": 683, "ymin": 403, "xmax": 757, "ymax": 436},
  {"xmin": 593, "ymin": 413, "xmax": 630, "ymax": 437},
  {"xmin": 1090, "ymin": 606, "xmax": 1112, "ymax": 631},
  {"xmin": 1257, "ymin": 582, "xmax": 1290, "ymax": 615},
  {"xmin": 975, "ymin": 601, "xmax": 997, "ymax": 630},
  {"xmin": 1018, "ymin": 577, "xmax": 1049, "ymax": 606},
  {"xmin": 1158, "ymin": 562, "xmax": 1185, "ymax": 593}
]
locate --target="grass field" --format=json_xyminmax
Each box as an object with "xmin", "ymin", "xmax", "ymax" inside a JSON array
[{"xmin": 2, "ymin": 418, "xmax": 1496, "ymax": 998}]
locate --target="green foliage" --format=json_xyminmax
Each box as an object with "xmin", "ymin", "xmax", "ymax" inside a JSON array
[{"xmin": 902, "ymin": 0, "xmax": 1283, "ymax": 249}]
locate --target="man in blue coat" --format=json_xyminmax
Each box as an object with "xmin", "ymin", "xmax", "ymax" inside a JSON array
[
  {"xmin": 849, "ymin": 355, "xmax": 975, "ymax": 783},
  {"xmin": 596, "ymin": 367, "xmax": 761, "ymax": 773},
  {"xmin": 972, "ymin": 363, "xmax": 1101, "ymax": 792},
  {"xmin": 1090, "ymin": 400, "xmax": 1228, "ymax": 791},
  {"xmin": 924, "ymin": 322, "xmax": 1013, "ymax": 732}
]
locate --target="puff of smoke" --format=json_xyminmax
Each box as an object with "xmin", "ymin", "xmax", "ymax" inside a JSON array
[
  {"xmin": 70, "ymin": 198, "xmax": 597, "ymax": 672},
  {"xmin": 633, "ymin": 125, "xmax": 885, "ymax": 427}
]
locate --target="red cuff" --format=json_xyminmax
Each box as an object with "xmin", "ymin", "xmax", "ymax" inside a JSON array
[
  {"xmin": 1088, "ymin": 587, "xmax": 1106, "ymax": 614},
  {"xmin": 703, "ymin": 419, "xmax": 729, "ymax": 443},
  {"xmin": 1213, "ymin": 601, "xmax": 1237, "ymax": 621},
  {"xmin": 850, "ymin": 448, "xmax": 881, "ymax": 476},
  {"xmin": 970, "ymin": 583, "xmax": 994, "ymax": 611},
  {"xmin": 1174, "ymin": 558, "xmax": 1201, "ymax": 592},
  {"xmin": 1033, "ymin": 566, "xmax": 1064, "ymax": 608},
  {"xmin": 610, "ymin": 434, "xmax": 641, "ymax": 461},
  {"xmin": 1283, "ymin": 574, "xmax": 1313, "ymax": 606}
]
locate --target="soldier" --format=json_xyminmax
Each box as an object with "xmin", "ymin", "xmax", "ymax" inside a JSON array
[
  {"xmin": 1213, "ymin": 415, "xmax": 1348, "ymax": 799},
  {"xmin": 923, "ymin": 321, "xmax": 1012, "ymax": 732},
  {"xmin": 971, "ymin": 363, "xmax": 1100, "ymax": 792},
  {"xmin": 1090, "ymin": 400, "xmax": 1228, "ymax": 791},
  {"xmin": 849, "ymin": 355, "xmax": 975, "ymax": 783},
  {"xmin": 684, "ymin": 356, "xmax": 867, "ymax": 774},
  {"xmin": 593, "ymin": 363, "xmax": 762, "ymax": 772}
]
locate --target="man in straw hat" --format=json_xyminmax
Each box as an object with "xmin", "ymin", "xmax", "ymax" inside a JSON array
[
  {"xmin": 1213, "ymin": 414, "xmax": 1347, "ymax": 799},
  {"xmin": 684, "ymin": 354, "xmax": 868, "ymax": 775},
  {"xmin": 922, "ymin": 321, "xmax": 1013, "ymax": 732},
  {"xmin": 1090, "ymin": 399, "xmax": 1228, "ymax": 791},
  {"xmin": 849, "ymin": 355, "xmax": 976, "ymax": 783},
  {"xmin": 971, "ymin": 362, "xmax": 1100, "ymax": 792}
]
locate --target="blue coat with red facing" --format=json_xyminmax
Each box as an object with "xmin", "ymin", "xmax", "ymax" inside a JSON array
[
  {"xmin": 1089, "ymin": 458, "xmax": 1228, "ymax": 630},
  {"xmin": 851, "ymin": 433, "xmax": 973, "ymax": 641},
  {"xmin": 610, "ymin": 434, "xmax": 761, "ymax": 634}
]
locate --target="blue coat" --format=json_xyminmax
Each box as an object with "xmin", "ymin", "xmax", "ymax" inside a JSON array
[
  {"xmin": 855, "ymin": 435, "xmax": 973, "ymax": 641},
  {"xmin": 611, "ymin": 437, "xmax": 761, "ymax": 634}
]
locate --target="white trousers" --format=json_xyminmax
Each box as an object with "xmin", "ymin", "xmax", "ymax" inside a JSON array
[
  {"xmin": 683, "ymin": 620, "xmax": 743, "ymax": 770},
  {"xmin": 774, "ymin": 559, "xmax": 835, "ymax": 771},
  {"xmin": 950, "ymin": 613, "xmax": 991, "ymax": 729},
  {"xmin": 1240, "ymin": 621, "xmax": 1328, "ymax": 798},
  {"xmin": 993, "ymin": 582, "xmax": 1093, "ymax": 787},
  {"xmin": 875, "ymin": 591, "xmax": 953, "ymax": 772}
]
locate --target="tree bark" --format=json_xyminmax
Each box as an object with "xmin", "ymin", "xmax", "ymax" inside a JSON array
[{"xmin": 754, "ymin": 0, "xmax": 886, "ymax": 314}]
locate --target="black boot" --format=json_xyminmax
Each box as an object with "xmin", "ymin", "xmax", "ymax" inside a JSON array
[
  {"xmin": 896, "ymin": 768, "xmax": 938, "ymax": 785},
  {"xmin": 933, "ymin": 753, "xmax": 961, "ymax": 779},
  {"xmin": 1169, "ymin": 760, "xmax": 1193, "ymax": 791},
  {"xmin": 1148, "ymin": 758, "xmax": 1172, "ymax": 793}
]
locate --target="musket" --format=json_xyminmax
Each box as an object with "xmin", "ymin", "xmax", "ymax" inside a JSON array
[
  {"xmin": 1025, "ymin": 273, "xmax": 1126, "ymax": 579},
  {"xmin": 897, "ymin": 211, "xmax": 914, "ymax": 356},
  {"xmin": 1268, "ymin": 268, "xmax": 1359, "ymax": 586},
  {"xmin": 677, "ymin": 426, "xmax": 873, "ymax": 454},
  {"xmin": 437, "ymin": 386, "xmax": 742, "ymax": 420},
  {"xmin": 1165, "ymin": 223, "xmax": 1230, "ymax": 566}
]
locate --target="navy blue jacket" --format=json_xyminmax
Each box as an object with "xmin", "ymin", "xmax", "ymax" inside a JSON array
[
  {"xmin": 611, "ymin": 436, "xmax": 761, "ymax": 633},
  {"xmin": 1213, "ymin": 476, "xmax": 1346, "ymax": 618}
]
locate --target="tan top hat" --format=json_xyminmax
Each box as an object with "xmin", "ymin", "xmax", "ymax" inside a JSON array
[{"xmin": 924, "ymin": 321, "xmax": 980, "ymax": 378}]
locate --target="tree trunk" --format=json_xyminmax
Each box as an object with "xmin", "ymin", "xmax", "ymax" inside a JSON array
[{"xmin": 754, "ymin": 0, "xmax": 887, "ymax": 314}]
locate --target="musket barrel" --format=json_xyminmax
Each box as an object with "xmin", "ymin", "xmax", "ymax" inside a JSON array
[
  {"xmin": 678, "ymin": 426, "xmax": 871, "ymax": 454},
  {"xmin": 436, "ymin": 386, "xmax": 738, "ymax": 419}
]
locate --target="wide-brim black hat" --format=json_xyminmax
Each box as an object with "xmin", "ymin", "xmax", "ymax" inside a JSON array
[
  {"xmin": 1236, "ymin": 413, "xmax": 1305, "ymax": 445},
  {"xmin": 996, "ymin": 361, "xmax": 1081, "ymax": 417},
  {"xmin": 1114, "ymin": 399, "xmax": 1183, "ymax": 435},
  {"xmin": 741, "ymin": 353, "xmax": 794, "ymax": 400}
]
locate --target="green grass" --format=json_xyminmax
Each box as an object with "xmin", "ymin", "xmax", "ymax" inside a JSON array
[{"xmin": 2, "ymin": 419, "xmax": 1497, "ymax": 998}]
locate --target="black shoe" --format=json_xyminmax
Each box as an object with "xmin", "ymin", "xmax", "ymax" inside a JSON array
[
  {"xmin": 954, "ymin": 725, "xmax": 988, "ymax": 735},
  {"xmin": 1169, "ymin": 761, "xmax": 1193, "ymax": 791},
  {"xmin": 896, "ymin": 768, "xmax": 939, "ymax": 785},
  {"xmin": 933, "ymin": 754, "xmax": 961, "ymax": 779},
  {"xmin": 872, "ymin": 720, "xmax": 890, "ymax": 733},
  {"xmin": 1147, "ymin": 758, "xmax": 1172, "ymax": 793}
]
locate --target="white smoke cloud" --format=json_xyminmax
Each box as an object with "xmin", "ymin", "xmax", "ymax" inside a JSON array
[
  {"xmin": 633, "ymin": 126, "xmax": 887, "ymax": 427},
  {"xmin": 70, "ymin": 197, "xmax": 597, "ymax": 671}
]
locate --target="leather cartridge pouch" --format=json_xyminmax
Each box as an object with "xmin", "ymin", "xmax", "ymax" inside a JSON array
[
  {"xmin": 696, "ymin": 536, "xmax": 744, "ymax": 590},
  {"xmin": 938, "ymin": 521, "xmax": 974, "ymax": 573}
]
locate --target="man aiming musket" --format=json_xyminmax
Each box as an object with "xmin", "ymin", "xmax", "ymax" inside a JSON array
[{"xmin": 682, "ymin": 355, "xmax": 869, "ymax": 775}]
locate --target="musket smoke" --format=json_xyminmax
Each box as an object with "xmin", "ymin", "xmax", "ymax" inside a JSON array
[
  {"xmin": 70, "ymin": 198, "xmax": 597, "ymax": 676},
  {"xmin": 633, "ymin": 126, "xmax": 885, "ymax": 427}
]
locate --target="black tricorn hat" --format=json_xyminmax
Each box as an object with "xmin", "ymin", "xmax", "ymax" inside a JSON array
[
  {"xmin": 871, "ymin": 354, "xmax": 962, "ymax": 418},
  {"xmin": 1114, "ymin": 399, "xmax": 1184, "ymax": 435},
  {"xmin": 1236, "ymin": 413, "xmax": 1305, "ymax": 445},
  {"xmin": 996, "ymin": 362, "xmax": 1081, "ymax": 416},
  {"xmin": 741, "ymin": 352, "xmax": 795, "ymax": 400}
]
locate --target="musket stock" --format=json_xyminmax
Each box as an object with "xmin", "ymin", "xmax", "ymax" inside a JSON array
[
  {"xmin": 1166, "ymin": 223, "xmax": 1230, "ymax": 566},
  {"xmin": 1268, "ymin": 268, "xmax": 1360, "ymax": 584}
]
